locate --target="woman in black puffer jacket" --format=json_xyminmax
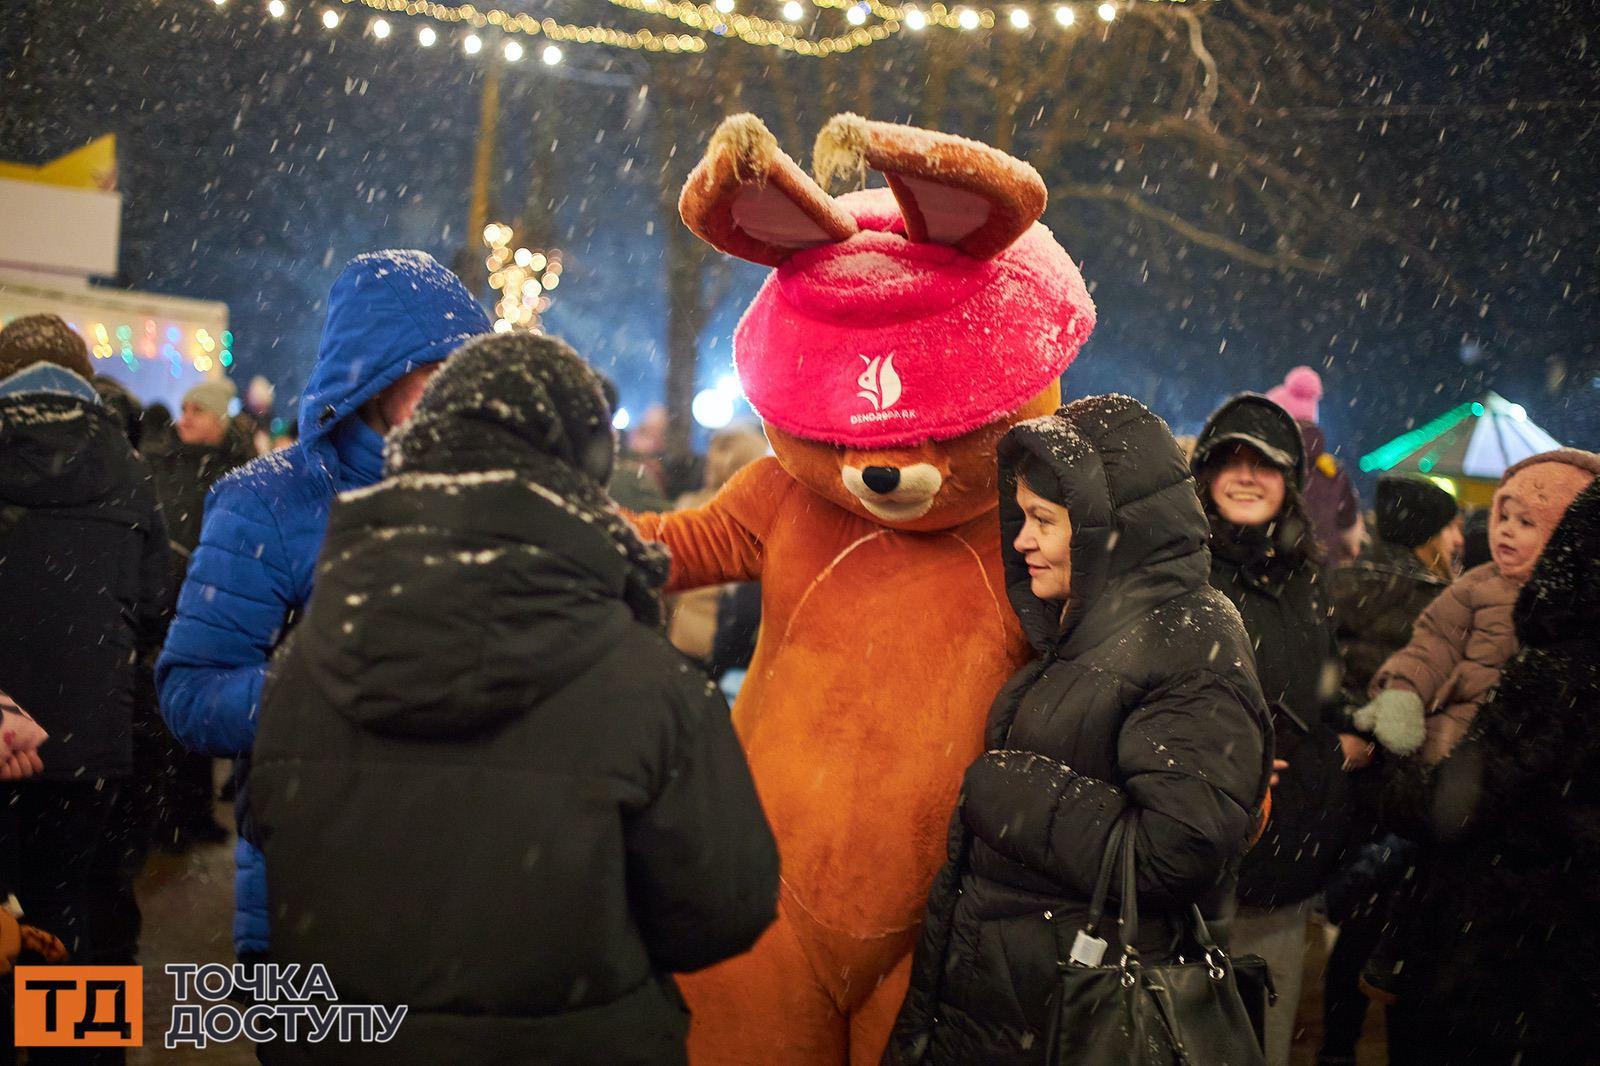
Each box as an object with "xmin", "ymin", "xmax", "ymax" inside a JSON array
[
  {"xmin": 887, "ymin": 395, "xmax": 1272, "ymax": 1066},
  {"xmin": 1191, "ymin": 393, "xmax": 1361, "ymax": 1066}
]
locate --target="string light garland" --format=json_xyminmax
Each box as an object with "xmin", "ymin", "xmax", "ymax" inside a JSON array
[
  {"xmin": 27, "ymin": 318, "xmax": 236, "ymax": 376},
  {"xmin": 339, "ymin": 0, "xmax": 708, "ymax": 53},
  {"xmin": 483, "ymin": 222, "xmax": 565, "ymax": 334},
  {"xmin": 230, "ymin": 0, "xmax": 1205, "ymax": 59}
]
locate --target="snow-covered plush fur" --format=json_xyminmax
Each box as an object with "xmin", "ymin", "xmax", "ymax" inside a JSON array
[{"xmin": 636, "ymin": 115, "xmax": 1094, "ymax": 1065}]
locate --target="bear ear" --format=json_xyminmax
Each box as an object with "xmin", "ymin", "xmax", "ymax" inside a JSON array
[
  {"xmin": 678, "ymin": 114, "xmax": 860, "ymax": 268},
  {"xmin": 813, "ymin": 114, "xmax": 1047, "ymax": 260}
]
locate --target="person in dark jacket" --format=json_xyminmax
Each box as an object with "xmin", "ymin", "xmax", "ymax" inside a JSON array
[
  {"xmin": 1332, "ymin": 477, "xmax": 1461, "ymax": 696},
  {"xmin": 1191, "ymin": 393, "xmax": 1359, "ymax": 1066},
  {"xmin": 146, "ymin": 378, "xmax": 255, "ymax": 850},
  {"xmin": 0, "ymin": 316, "xmax": 170, "ymax": 999},
  {"xmin": 251, "ymin": 333, "xmax": 779, "ymax": 1065},
  {"xmin": 886, "ymin": 395, "xmax": 1272, "ymax": 1066},
  {"xmin": 1377, "ymin": 479, "xmax": 1600, "ymax": 1064},
  {"xmin": 157, "ymin": 250, "xmax": 489, "ymax": 965},
  {"xmin": 1319, "ymin": 475, "xmax": 1459, "ymax": 1065}
]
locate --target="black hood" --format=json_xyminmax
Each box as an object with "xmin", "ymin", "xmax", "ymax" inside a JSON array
[
  {"xmin": 1515, "ymin": 479, "xmax": 1600, "ymax": 651},
  {"xmin": 289, "ymin": 474, "xmax": 659, "ymax": 740},
  {"xmin": 998, "ymin": 394, "xmax": 1211, "ymax": 655},
  {"xmin": 1191, "ymin": 393, "xmax": 1306, "ymax": 490},
  {"xmin": 0, "ymin": 394, "xmax": 135, "ymax": 509}
]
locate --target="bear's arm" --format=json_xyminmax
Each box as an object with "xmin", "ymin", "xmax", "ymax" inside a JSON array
[{"xmin": 628, "ymin": 456, "xmax": 791, "ymax": 591}]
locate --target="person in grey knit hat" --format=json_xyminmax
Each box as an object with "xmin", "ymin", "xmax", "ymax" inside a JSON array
[{"xmin": 176, "ymin": 379, "xmax": 239, "ymax": 448}]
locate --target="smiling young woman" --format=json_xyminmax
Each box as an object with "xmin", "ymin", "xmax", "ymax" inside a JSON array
[{"xmin": 1190, "ymin": 392, "xmax": 1357, "ymax": 1066}]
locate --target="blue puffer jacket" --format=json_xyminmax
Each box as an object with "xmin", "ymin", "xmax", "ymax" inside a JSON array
[{"xmin": 156, "ymin": 250, "xmax": 489, "ymax": 956}]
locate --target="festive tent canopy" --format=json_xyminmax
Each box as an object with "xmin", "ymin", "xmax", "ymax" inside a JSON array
[{"xmin": 1360, "ymin": 391, "xmax": 1563, "ymax": 506}]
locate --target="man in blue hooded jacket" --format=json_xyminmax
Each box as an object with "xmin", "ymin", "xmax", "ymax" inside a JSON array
[{"xmin": 156, "ymin": 250, "xmax": 489, "ymax": 963}]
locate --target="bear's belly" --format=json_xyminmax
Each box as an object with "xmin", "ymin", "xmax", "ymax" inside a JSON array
[{"xmin": 735, "ymin": 530, "xmax": 1023, "ymax": 939}]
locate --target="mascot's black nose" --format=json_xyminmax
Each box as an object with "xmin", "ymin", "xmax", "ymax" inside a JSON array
[{"xmin": 862, "ymin": 466, "xmax": 901, "ymax": 494}]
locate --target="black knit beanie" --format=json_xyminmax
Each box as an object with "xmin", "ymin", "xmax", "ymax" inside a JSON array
[
  {"xmin": 387, "ymin": 332, "xmax": 615, "ymax": 484},
  {"xmin": 1375, "ymin": 476, "xmax": 1459, "ymax": 548}
]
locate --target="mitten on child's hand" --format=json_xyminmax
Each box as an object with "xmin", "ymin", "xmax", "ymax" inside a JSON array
[{"xmin": 1352, "ymin": 689, "xmax": 1426, "ymax": 755}]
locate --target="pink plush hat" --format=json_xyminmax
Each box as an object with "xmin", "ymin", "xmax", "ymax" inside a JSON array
[
  {"xmin": 679, "ymin": 114, "xmax": 1096, "ymax": 448},
  {"xmin": 1265, "ymin": 366, "xmax": 1323, "ymax": 424},
  {"xmin": 1490, "ymin": 448, "xmax": 1600, "ymax": 581}
]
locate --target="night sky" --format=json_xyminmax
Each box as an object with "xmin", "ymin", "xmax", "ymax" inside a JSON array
[{"xmin": 2, "ymin": 0, "xmax": 1596, "ymax": 470}]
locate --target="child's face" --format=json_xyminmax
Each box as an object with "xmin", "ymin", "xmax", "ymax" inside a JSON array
[{"xmin": 1492, "ymin": 494, "xmax": 1546, "ymax": 576}]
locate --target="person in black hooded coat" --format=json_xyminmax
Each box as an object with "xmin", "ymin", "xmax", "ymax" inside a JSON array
[
  {"xmin": 250, "ymin": 333, "xmax": 778, "ymax": 1065},
  {"xmin": 0, "ymin": 316, "xmax": 171, "ymax": 1058},
  {"xmin": 886, "ymin": 395, "xmax": 1272, "ymax": 1066},
  {"xmin": 1191, "ymin": 393, "xmax": 1358, "ymax": 1066},
  {"xmin": 1376, "ymin": 478, "xmax": 1600, "ymax": 1063}
]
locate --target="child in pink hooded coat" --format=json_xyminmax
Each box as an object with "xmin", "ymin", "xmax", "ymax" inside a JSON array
[{"xmin": 1355, "ymin": 449, "xmax": 1600, "ymax": 763}]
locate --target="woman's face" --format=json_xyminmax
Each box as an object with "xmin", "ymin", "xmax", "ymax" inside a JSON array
[
  {"xmin": 1208, "ymin": 444, "xmax": 1287, "ymax": 527},
  {"xmin": 1014, "ymin": 480, "xmax": 1073, "ymax": 601}
]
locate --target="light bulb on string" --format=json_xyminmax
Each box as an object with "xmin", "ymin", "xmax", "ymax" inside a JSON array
[
  {"xmin": 418, "ymin": 25, "xmax": 436, "ymax": 45},
  {"xmin": 1053, "ymin": 5, "xmax": 1074, "ymax": 25},
  {"xmin": 1096, "ymin": 1, "xmax": 1115, "ymax": 22},
  {"xmin": 904, "ymin": 7, "xmax": 926, "ymax": 29},
  {"xmin": 503, "ymin": 39, "xmax": 524, "ymax": 60},
  {"xmin": 464, "ymin": 33, "xmax": 483, "ymax": 54},
  {"xmin": 782, "ymin": 1, "xmax": 803, "ymax": 20},
  {"xmin": 714, "ymin": 0, "xmax": 735, "ymax": 13},
  {"xmin": 957, "ymin": 7, "xmax": 980, "ymax": 29},
  {"xmin": 267, "ymin": 0, "xmax": 286, "ymax": 18},
  {"xmin": 321, "ymin": 9, "xmax": 339, "ymax": 28},
  {"xmin": 845, "ymin": 3, "xmax": 867, "ymax": 25},
  {"xmin": 371, "ymin": 17, "xmax": 390, "ymax": 37},
  {"xmin": 1009, "ymin": 8, "xmax": 1029, "ymax": 28},
  {"xmin": 542, "ymin": 44, "xmax": 563, "ymax": 64}
]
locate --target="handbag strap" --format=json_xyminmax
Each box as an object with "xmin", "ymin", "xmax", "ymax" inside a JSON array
[
  {"xmin": 1189, "ymin": 905, "xmax": 1224, "ymax": 955},
  {"xmin": 1083, "ymin": 814, "xmax": 1129, "ymax": 938},
  {"xmin": 1116, "ymin": 811, "xmax": 1141, "ymax": 955}
]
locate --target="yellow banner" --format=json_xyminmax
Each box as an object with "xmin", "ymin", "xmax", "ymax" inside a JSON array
[{"xmin": 0, "ymin": 136, "xmax": 117, "ymax": 191}]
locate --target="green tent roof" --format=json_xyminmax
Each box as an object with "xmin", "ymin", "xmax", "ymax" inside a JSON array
[{"xmin": 1360, "ymin": 391, "xmax": 1562, "ymax": 479}]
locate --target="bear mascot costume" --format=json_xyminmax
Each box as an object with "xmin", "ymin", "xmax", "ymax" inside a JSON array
[{"xmin": 630, "ymin": 113, "xmax": 1097, "ymax": 1065}]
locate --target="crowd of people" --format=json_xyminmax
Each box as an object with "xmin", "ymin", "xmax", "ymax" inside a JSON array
[{"xmin": 2, "ymin": 250, "xmax": 1597, "ymax": 1065}]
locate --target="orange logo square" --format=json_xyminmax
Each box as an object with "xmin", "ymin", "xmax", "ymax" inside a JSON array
[{"xmin": 14, "ymin": 966, "xmax": 143, "ymax": 1047}]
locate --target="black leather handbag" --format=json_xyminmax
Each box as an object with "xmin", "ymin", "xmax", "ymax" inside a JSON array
[{"xmin": 1043, "ymin": 812, "xmax": 1271, "ymax": 1066}]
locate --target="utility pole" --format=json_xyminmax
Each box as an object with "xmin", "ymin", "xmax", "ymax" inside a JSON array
[{"xmin": 459, "ymin": 59, "xmax": 502, "ymax": 295}]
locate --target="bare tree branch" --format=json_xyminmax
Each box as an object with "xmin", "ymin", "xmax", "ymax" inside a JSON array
[{"xmin": 1055, "ymin": 181, "xmax": 1334, "ymax": 273}]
